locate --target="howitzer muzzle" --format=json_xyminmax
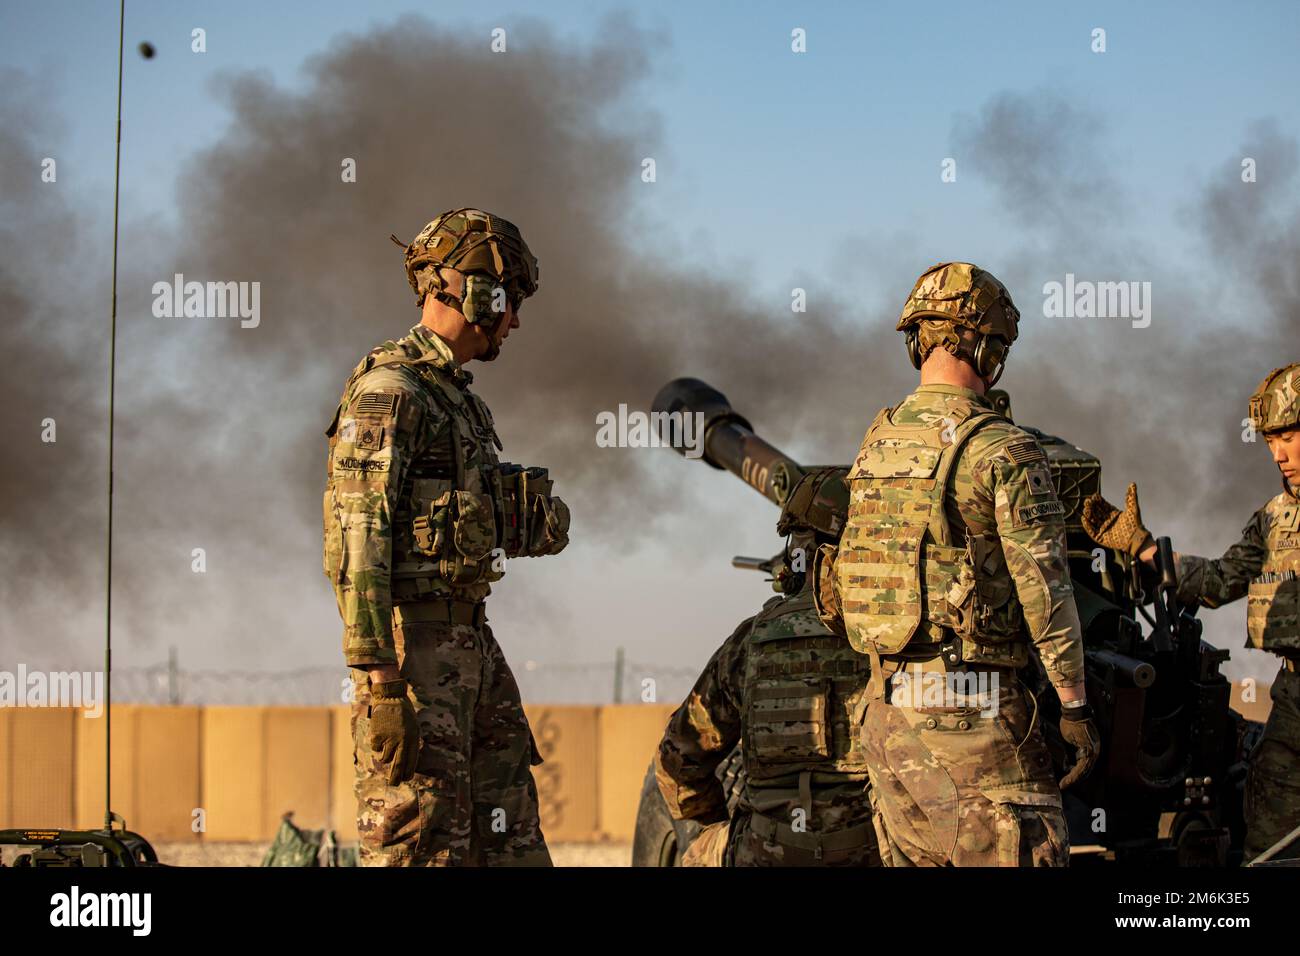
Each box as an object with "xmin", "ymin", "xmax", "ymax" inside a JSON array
[
  {"xmin": 652, "ymin": 378, "xmax": 806, "ymax": 505},
  {"xmin": 1089, "ymin": 648, "xmax": 1157, "ymax": 689}
]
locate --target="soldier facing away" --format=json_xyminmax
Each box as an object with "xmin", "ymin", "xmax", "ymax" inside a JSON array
[
  {"xmin": 814, "ymin": 262, "xmax": 1101, "ymax": 867},
  {"xmin": 1083, "ymin": 363, "xmax": 1300, "ymax": 862},
  {"xmin": 655, "ymin": 469, "xmax": 882, "ymax": 866},
  {"xmin": 322, "ymin": 209, "xmax": 570, "ymax": 866}
]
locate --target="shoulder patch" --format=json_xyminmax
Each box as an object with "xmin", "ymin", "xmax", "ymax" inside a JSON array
[
  {"xmin": 1005, "ymin": 438, "xmax": 1047, "ymax": 464},
  {"xmin": 355, "ymin": 393, "xmax": 397, "ymax": 416}
]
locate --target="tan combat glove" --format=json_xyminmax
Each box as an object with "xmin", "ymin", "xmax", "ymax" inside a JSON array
[
  {"xmin": 368, "ymin": 679, "xmax": 420, "ymax": 785},
  {"xmin": 1058, "ymin": 704, "xmax": 1102, "ymax": 790},
  {"xmin": 1081, "ymin": 482, "xmax": 1155, "ymax": 558}
]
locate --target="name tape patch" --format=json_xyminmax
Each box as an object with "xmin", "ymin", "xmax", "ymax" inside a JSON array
[
  {"xmin": 336, "ymin": 456, "xmax": 390, "ymax": 474},
  {"xmin": 1017, "ymin": 501, "xmax": 1065, "ymax": 524}
]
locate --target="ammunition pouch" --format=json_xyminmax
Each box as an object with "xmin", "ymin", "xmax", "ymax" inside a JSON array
[
  {"xmin": 944, "ymin": 531, "xmax": 1029, "ymax": 668},
  {"xmin": 411, "ymin": 490, "xmax": 505, "ymax": 586},
  {"xmin": 495, "ymin": 464, "xmax": 570, "ymax": 558},
  {"xmin": 812, "ymin": 543, "xmax": 845, "ymax": 636}
]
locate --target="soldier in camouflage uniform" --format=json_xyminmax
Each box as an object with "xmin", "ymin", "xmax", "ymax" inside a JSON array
[
  {"xmin": 1083, "ymin": 363, "xmax": 1300, "ymax": 861},
  {"xmin": 814, "ymin": 262, "xmax": 1101, "ymax": 867},
  {"xmin": 655, "ymin": 469, "xmax": 882, "ymax": 866},
  {"xmin": 323, "ymin": 209, "xmax": 570, "ymax": 866}
]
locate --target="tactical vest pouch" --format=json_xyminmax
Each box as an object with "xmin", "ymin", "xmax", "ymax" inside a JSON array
[
  {"xmin": 496, "ymin": 464, "xmax": 570, "ymax": 558},
  {"xmin": 412, "ymin": 490, "xmax": 504, "ymax": 586},
  {"xmin": 812, "ymin": 543, "xmax": 846, "ymax": 636},
  {"xmin": 528, "ymin": 493, "xmax": 570, "ymax": 556},
  {"xmin": 947, "ymin": 532, "xmax": 1029, "ymax": 666},
  {"xmin": 1247, "ymin": 571, "xmax": 1300, "ymax": 651},
  {"xmin": 747, "ymin": 679, "xmax": 831, "ymax": 762}
]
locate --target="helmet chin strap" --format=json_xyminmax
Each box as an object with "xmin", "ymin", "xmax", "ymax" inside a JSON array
[
  {"xmin": 476, "ymin": 310, "xmax": 508, "ymax": 362},
  {"xmin": 984, "ymin": 359, "xmax": 1005, "ymax": 389}
]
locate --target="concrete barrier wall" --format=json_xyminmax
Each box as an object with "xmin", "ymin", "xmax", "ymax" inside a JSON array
[
  {"xmin": 1, "ymin": 690, "xmax": 1272, "ymax": 842},
  {"xmin": 0, "ymin": 702, "xmax": 676, "ymax": 843}
]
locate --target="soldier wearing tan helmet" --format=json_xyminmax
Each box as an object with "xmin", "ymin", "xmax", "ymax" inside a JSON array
[
  {"xmin": 814, "ymin": 262, "xmax": 1099, "ymax": 867},
  {"xmin": 656, "ymin": 468, "xmax": 882, "ymax": 866},
  {"xmin": 322, "ymin": 209, "xmax": 569, "ymax": 866},
  {"xmin": 1084, "ymin": 363, "xmax": 1300, "ymax": 861}
]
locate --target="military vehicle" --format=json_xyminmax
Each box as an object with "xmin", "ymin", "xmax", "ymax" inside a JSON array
[{"xmin": 633, "ymin": 378, "xmax": 1262, "ymax": 867}]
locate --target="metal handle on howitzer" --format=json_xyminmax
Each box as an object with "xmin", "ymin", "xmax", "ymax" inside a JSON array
[
  {"xmin": 732, "ymin": 555, "xmax": 777, "ymax": 575},
  {"xmin": 1148, "ymin": 536, "xmax": 1176, "ymax": 654},
  {"xmin": 652, "ymin": 378, "xmax": 806, "ymax": 505}
]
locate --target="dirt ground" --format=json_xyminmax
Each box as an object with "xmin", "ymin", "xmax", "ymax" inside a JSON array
[{"xmin": 149, "ymin": 841, "xmax": 632, "ymax": 867}]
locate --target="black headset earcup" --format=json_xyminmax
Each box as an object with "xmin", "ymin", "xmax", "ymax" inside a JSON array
[
  {"xmin": 906, "ymin": 329, "xmax": 922, "ymax": 370},
  {"xmin": 974, "ymin": 334, "xmax": 1008, "ymax": 380}
]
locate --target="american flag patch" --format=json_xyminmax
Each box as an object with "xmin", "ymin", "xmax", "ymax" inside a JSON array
[
  {"xmin": 355, "ymin": 392, "xmax": 397, "ymax": 416},
  {"xmin": 1005, "ymin": 439, "xmax": 1046, "ymax": 464}
]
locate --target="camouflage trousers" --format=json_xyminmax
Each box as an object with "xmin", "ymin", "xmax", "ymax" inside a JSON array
[
  {"xmin": 680, "ymin": 811, "xmax": 881, "ymax": 867},
  {"xmin": 1244, "ymin": 665, "xmax": 1300, "ymax": 861},
  {"xmin": 863, "ymin": 670, "xmax": 1068, "ymax": 867},
  {"xmin": 351, "ymin": 612, "xmax": 551, "ymax": 866}
]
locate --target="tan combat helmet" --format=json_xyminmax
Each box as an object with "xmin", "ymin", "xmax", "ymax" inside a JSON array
[
  {"xmin": 897, "ymin": 262, "xmax": 1020, "ymax": 385},
  {"xmin": 394, "ymin": 208, "xmax": 539, "ymax": 360},
  {"xmin": 776, "ymin": 467, "xmax": 849, "ymax": 540},
  {"xmin": 1248, "ymin": 363, "xmax": 1300, "ymax": 434}
]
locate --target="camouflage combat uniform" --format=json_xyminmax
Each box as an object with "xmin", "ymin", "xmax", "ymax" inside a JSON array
[
  {"xmin": 655, "ymin": 588, "xmax": 881, "ymax": 867},
  {"xmin": 1175, "ymin": 493, "xmax": 1300, "ymax": 859},
  {"xmin": 820, "ymin": 263, "xmax": 1090, "ymax": 867},
  {"xmin": 323, "ymin": 210, "xmax": 566, "ymax": 867},
  {"xmin": 1173, "ymin": 364, "xmax": 1300, "ymax": 860}
]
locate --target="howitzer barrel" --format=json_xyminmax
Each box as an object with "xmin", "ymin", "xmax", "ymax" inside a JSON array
[
  {"xmin": 1089, "ymin": 647, "xmax": 1157, "ymax": 689},
  {"xmin": 652, "ymin": 378, "xmax": 806, "ymax": 505}
]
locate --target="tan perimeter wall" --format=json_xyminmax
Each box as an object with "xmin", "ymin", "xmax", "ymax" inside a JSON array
[
  {"xmin": 0, "ymin": 688, "xmax": 1272, "ymax": 843},
  {"xmin": 0, "ymin": 703, "xmax": 676, "ymax": 843}
]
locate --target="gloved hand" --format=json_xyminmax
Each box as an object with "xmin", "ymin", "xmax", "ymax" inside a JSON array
[
  {"xmin": 1081, "ymin": 482, "xmax": 1155, "ymax": 558},
  {"xmin": 1058, "ymin": 704, "xmax": 1102, "ymax": 790},
  {"xmin": 368, "ymin": 679, "xmax": 420, "ymax": 786}
]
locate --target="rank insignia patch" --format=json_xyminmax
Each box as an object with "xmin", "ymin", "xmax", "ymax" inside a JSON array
[{"xmin": 1025, "ymin": 463, "xmax": 1054, "ymax": 497}]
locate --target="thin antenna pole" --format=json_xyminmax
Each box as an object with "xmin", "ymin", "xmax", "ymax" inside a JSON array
[{"xmin": 105, "ymin": 0, "xmax": 125, "ymax": 831}]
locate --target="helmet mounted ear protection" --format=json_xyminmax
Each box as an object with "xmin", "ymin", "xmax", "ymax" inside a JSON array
[
  {"xmin": 393, "ymin": 208, "xmax": 539, "ymax": 361},
  {"xmin": 904, "ymin": 326, "xmax": 1010, "ymax": 386}
]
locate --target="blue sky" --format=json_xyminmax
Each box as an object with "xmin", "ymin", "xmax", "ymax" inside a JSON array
[{"xmin": 5, "ymin": 0, "xmax": 1297, "ymax": 287}]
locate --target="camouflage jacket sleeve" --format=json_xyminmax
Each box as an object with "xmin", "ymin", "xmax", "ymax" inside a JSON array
[
  {"xmin": 654, "ymin": 618, "xmax": 750, "ymax": 823},
  {"xmin": 963, "ymin": 426, "xmax": 1087, "ymax": 689},
  {"xmin": 325, "ymin": 367, "xmax": 441, "ymax": 668},
  {"xmin": 1175, "ymin": 508, "xmax": 1268, "ymax": 609}
]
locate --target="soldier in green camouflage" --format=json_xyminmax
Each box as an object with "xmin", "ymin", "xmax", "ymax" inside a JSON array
[
  {"xmin": 655, "ymin": 469, "xmax": 882, "ymax": 866},
  {"xmin": 1083, "ymin": 363, "xmax": 1300, "ymax": 861},
  {"xmin": 814, "ymin": 262, "xmax": 1100, "ymax": 867},
  {"xmin": 322, "ymin": 209, "xmax": 570, "ymax": 866}
]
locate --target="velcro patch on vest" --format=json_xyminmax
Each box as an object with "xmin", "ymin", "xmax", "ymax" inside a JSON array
[
  {"xmin": 1016, "ymin": 500, "xmax": 1065, "ymax": 524},
  {"xmin": 1004, "ymin": 439, "xmax": 1046, "ymax": 464},
  {"xmin": 335, "ymin": 456, "xmax": 390, "ymax": 474},
  {"xmin": 1025, "ymin": 463, "xmax": 1054, "ymax": 498},
  {"xmin": 355, "ymin": 392, "xmax": 397, "ymax": 417}
]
